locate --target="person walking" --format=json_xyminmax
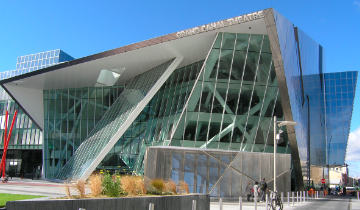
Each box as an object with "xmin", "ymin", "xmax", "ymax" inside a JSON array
[
  {"xmin": 260, "ymin": 178, "xmax": 268, "ymax": 201},
  {"xmin": 246, "ymin": 181, "xmax": 253, "ymax": 201},
  {"xmin": 253, "ymin": 181, "xmax": 260, "ymax": 202}
]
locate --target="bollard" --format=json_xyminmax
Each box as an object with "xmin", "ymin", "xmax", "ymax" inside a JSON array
[
  {"xmin": 281, "ymin": 192, "xmax": 284, "ymax": 203},
  {"xmin": 357, "ymin": 191, "xmax": 359, "ymax": 200},
  {"xmin": 303, "ymin": 191, "xmax": 306, "ymax": 202},
  {"xmin": 219, "ymin": 198, "xmax": 223, "ymax": 210},
  {"xmin": 254, "ymin": 195, "xmax": 257, "ymax": 210},
  {"xmin": 300, "ymin": 191, "xmax": 302, "ymax": 202},
  {"xmin": 149, "ymin": 203, "xmax": 154, "ymax": 210},
  {"xmin": 239, "ymin": 196, "xmax": 242, "ymax": 210},
  {"xmin": 292, "ymin": 192, "xmax": 294, "ymax": 206},
  {"xmin": 296, "ymin": 191, "xmax": 299, "ymax": 203},
  {"xmin": 192, "ymin": 200, "xmax": 197, "ymax": 210},
  {"xmin": 287, "ymin": 192, "xmax": 290, "ymax": 206},
  {"xmin": 265, "ymin": 194, "xmax": 268, "ymax": 210},
  {"xmin": 306, "ymin": 191, "xmax": 309, "ymax": 201},
  {"xmin": 288, "ymin": 192, "xmax": 290, "ymax": 206}
]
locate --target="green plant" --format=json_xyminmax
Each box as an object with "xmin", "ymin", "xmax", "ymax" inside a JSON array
[
  {"xmin": 102, "ymin": 172, "xmax": 125, "ymax": 197},
  {"xmin": 151, "ymin": 179, "xmax": 165, "ymax": 192}
]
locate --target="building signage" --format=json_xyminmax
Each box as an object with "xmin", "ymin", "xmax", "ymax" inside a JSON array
[{"xmin": 176, "ymin": 11, "xmax": 264, "ymax": 38}]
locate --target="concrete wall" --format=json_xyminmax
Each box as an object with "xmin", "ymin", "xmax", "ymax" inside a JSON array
[
  {"xmin": 6, "ymin": 194, "xmax": 209, "ymax": 210},
  {"xmin": 144, "ymin": 146, "xmax": 292, "ymax": 198}
]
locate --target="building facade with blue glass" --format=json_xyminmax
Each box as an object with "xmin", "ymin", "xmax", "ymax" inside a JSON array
[
  {"xmin": 0, "ymin": 49, "xmax": 73, "ymax": 178},
  {"xmin": 0, "ymin": 9, "xmax": 357, "ymax": 193}
]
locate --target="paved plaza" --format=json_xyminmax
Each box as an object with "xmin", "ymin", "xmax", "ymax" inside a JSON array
[
  {"xmin": 1, "ymin": 179, "xmax": 360, "ymax": 210},
  {"xmin": 0, "ymin": 178, "xmax": 72, "ymax": 198},
  {"xmin": 210, "ymin": 196, "xmax": 360, "ymax": 210}
]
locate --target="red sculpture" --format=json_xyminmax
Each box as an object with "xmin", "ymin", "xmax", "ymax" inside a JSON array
[{"xmin": 0, "ymin": 110, "xmax": 18, "ymax": 182}]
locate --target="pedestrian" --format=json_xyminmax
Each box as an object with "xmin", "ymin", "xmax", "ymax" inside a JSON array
[
  {"xmin": 253, "ymin": 181, "xmax": 260, "ymax": 202},
  {"xmin": 246, "ymin": 181, "xmax": 253, "ymax": 201},
  {"xmin": 260, "ymin": 178, "xmax": 268, "ymax": 201}
]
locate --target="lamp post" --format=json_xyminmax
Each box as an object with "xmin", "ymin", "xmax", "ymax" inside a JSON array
[{"xmin": 274, "ymin": 116, "xmax": 296, "ymax": 192}]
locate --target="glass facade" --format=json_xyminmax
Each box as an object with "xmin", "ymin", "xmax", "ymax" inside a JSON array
[
  {"xmin": 15, "ymin": 49, "xmax": 74, "ymax": 75},
  {"xmin": 56, "ymin": 60, "xmax": 176, "ymax": 180},
  {"xmin": 43, "ymin": 86, "xmax": 123, "ymax": 178},
  {"xmin": 0, "ymin": 9, "xmax": 356, "ymax": 185},
  {"xmin": 169, "ymin": 33, "xmax": 287, "ymax": 155},
  {"xmin": 324, "ymin": 71, "xmax": 358, "ymax": 165},
  {"xmin": 45, "ymin": 32, "xmax": 293, "ymax": 180},
  {"xmin": 272, "ymin": 11, "xmax": 327, "ymax": 167},
  {"xmin": 101, "ymin": 60, "xmax": 204, "ymax": 174},
  {"xmin": 0, "ymin": 49, "xmax": 74, "ymax": 178},
  {"xmin": 0, "ymin": 50, "xmax": 74, "ymax": 150},
  {"xmin": 0, "ymin": 99, "xmax": 42, "ymax": 149}
]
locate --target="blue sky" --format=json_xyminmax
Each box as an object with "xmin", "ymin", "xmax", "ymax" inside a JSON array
[{"xmin": 1, "ymin": 1, "xmax": 359, "ymax": 176}]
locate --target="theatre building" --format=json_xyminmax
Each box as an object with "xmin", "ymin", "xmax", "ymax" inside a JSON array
[{"xmin": 0, "ymin": 9, "xmax": 357, "ymax": 197}]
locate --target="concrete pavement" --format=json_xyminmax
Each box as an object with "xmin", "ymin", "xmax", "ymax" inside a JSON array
[
  {"xmin": 2, "ymin": 179, "xmax": 360, "ymax": 210},
  {"xmin": 210, "ymin": 196, "xmax": 360, "ymax": 210},
  {"xmin": 0, "ymin": 178, "xmax": 78, "ymax": 198}
]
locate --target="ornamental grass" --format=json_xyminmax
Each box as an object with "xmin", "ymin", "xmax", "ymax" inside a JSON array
[
  {"xmin": 121, "ymin": 176, "xmax": 146, "ymax": 195},
  {"xmin": 75, "ymin": 180, "xmax": 86, "ymax": 198},
  {"xmin": 89, "ymin": 174, "xmax": 103, "ymax": 197},
  {"xmin": 165, "ymin": 180, "xmax": 177, "ymax": 194},
  {"xmin": 178, "ymin": 180, "xmax": 189, "ymax": 194}
]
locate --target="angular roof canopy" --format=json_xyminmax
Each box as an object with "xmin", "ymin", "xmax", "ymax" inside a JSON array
[{"xmin": 1, "ymin": 10, "xmax": 267, "ymax": 130}]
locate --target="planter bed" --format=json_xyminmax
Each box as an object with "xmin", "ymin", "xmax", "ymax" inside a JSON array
[{"xmin": 6, "ymin": 194, "xmax": 209, "ymax": 210}]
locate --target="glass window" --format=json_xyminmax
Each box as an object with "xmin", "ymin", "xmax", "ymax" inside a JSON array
[{"xmin": 235, "ymin": 34, "xmax": 250, "ymax": 51}]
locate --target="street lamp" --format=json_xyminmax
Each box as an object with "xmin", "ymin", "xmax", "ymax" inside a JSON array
[{"xmin": 274, "ymin": 116, "xmax": 296, "ymax": 192}]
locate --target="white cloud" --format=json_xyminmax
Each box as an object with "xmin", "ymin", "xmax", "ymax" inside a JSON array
[
  {"xmin": 355, "ymin": 1, "xmax": 360, "ymax": 8},
  {"xmin": 346, "ymin": 127, "xmax": 360, "ymax": 161}
]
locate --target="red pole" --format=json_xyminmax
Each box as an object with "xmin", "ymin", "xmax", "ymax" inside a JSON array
[
  {"xmin": 0, "ymin": 111, "xmax": 8, "ymax": 176},
  {"xmin": 2, "ymin": 110, "xmax": 17, "ymax": 178}
]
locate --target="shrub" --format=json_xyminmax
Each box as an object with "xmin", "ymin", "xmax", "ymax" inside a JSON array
[
  {"xmin": 151, "ymin": 179, "xmax": 165, "ymax": 192},
  {"xmin": 165, "ymin": 180, "xmax": 177, "ymax": 194},
  {"xmin": 102, "ymin": 172, "xmax": 125, "ymax": 197},
  {"xmin": 178, "ymin": 181, "xmax": 189, "ymax": 194},
  {"xmin": 89, "ymin": 174, "xmax": 102, "ymax": 197},
  {"xmin": 121, "ymin": 176, "xmax": 146, "ymax": 195},
  {"xmin": 75, "ymin": 180, "xmax": 86, "ymax": 198}
]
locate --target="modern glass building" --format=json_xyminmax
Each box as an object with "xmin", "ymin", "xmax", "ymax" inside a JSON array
[
  {"xmin": 324, "ymin": 71, "xmax": 357, "ymax": 165},
  {"xmin": 0, "ymin": 49, "xmax": 73, "ymax": 178},
  {"xmin": 0, "ymin": 9, "xmax": 357, "ymax": 192}
]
